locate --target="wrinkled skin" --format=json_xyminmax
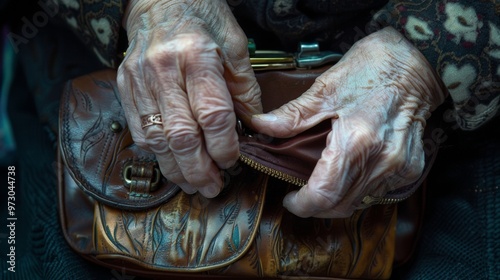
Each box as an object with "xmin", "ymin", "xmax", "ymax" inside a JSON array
[
  {"xmin": 119, "ymin": 0, "xmax": 446, "ymax": 218},
  {"xmin": 118, "ymin": 0, "xmax": 262, "ymax": 198},
  {"xmin": 252, "ymin": 28, "xmax": 446, "ymax": 218}
]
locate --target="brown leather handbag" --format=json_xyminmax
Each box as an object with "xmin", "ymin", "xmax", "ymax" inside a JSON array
[{"xmin": 57, "ymin": 67, "xmax": 429, "ymax": 279}]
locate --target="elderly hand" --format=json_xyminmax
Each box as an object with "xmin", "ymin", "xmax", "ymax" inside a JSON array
[
  {"xmin": 118, "ymin": 0, "xmax": 262, "ymax": 198},
  {"xmin": 252, "ymin": 27, "xmax": 447, "ymax": 218}
]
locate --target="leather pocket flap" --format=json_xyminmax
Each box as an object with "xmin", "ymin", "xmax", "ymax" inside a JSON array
[{"xmin": 59, "ymin": 69, "xmax": 179, "ymax": 210}]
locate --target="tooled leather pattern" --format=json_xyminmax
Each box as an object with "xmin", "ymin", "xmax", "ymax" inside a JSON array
[
  {"xmin": 59, "ymin": 70, "xmax": 180, "ymax": 210},
  {"xmin": 59, "ymin": 69, "xmax": 398, "ymax": 278},
  {"xmin": 92, "ymin": 175, "xmax": 396, "ymax": 278},
  {"xmin": 222, "ymin": 180, "xmax": 396, "ymax": 278},
  {"xmin": 94, "ymin": 167, "xmax": 268, "ymax": 272}
]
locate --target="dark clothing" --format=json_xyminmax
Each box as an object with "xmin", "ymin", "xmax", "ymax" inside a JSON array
[
  {"xmin": 394, "ymin": 116, "xmax": 500, "ymax": 279},
  {"xmin": 0, "ymin": 22, "xmax": 113, "ymax": 280},
  {"xmin": 0, "ymin": 0, "xmax": 499, "ymax": 279},
  {"xmin": 230, "ymin": 0, "xmax": 500, "ymax": 131}
]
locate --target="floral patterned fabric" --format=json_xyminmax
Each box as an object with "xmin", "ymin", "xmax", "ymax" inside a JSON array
[
  {"xmin": 373, "ymin": 1, "xmax": 500, "ymax": 130},
  {"xmin": 1, "ymin": 1, "xmax": 497, "ymax": 279},
  {"xmin": 52, "ymin": 0, "xmax": 127, "ymax": 68},
  {"xmin": 47, "ymin": 0, "xmax": 500, "ymax": 131}
]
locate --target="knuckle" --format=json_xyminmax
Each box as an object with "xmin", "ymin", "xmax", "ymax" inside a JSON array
[
  {"xmin": 145, "ymin": 33, "xmax": 215, "ymax": 63},
  {"xmin": 184, "ymin": 174, "xmax": 210, "ymax": 187},
  {"xmin": 354, "ymin": 126, "xmax": 380, "ymax": 145},
  {"xmin": 144, "ymin": 138, "xmax": 170, "ymax": 154},
  {"xmin": 132, "ymin": 137, "xmax": 148, "ymax": 150},
  {"xmin": 239, "ymin": 82, "xmax": 262, "ymax": 105},
  {"xmin": 161, "ymin": 169, "xmax": 185, "ymax": 185},
  {"xmin": 167, "ymin": 129, "xmax": 201, "ymax": 155},
  {"xmin": 180, "ymin": 164, "xmax": 215, "ymax": 188},
  {"xmin": 169, "ymin": 33, "xmax": 215, "ymax": 52},
  {"xmin": 118, "ymin": 57, "xmax": 134, "ymax": 72},
  {"xmin": 197, "ymin": 110, "xmax": 235, "ymax": 132},
  {"xmin": 385, "ymin": 149, "xmax": 425, "ymax": 186},
  {"xmin": 142, "ymin": 129, "xmax": 169, "ymax": 153},
  {"xmin": 309, "ymin": 187, "xmax": 339, "ymax": 211},
  {"xmin": 142, "ymin": 49, "xmax": 167, "ymax": 74},
  {"xmin": 402, "ymin": 151, "xmax": 425, "ymax": 181},
  {"xmin": 141, "ymin": 33, "xmax": 221, "ymax": 81},
  {"xmin": 345, "ymin": 124, "xmax": 383, "ymax": 154},
  {"xmin": 117, "ymin": 62, "xmax": 138, "ymax": 89},
  {"xmin": 281, "ymin": 102, "xmax": 302, "ymax": 119},
  {"xmin": 119, "ymin": 54, "xmax": 141, "ymax": 76}
]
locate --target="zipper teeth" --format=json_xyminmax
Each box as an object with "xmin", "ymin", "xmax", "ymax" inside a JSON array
[
  {"xmin": 377, "ymin": 197, "xmax": 406, "ymax": 204},
  {"xmin": 239, "ymin": 154, "xmax": 307, "ymax": 187},
  {"xmin": 363, "ymin": 190, "xmax": 416, "ymax": 205},
  {"xmin": 240, "ymin": 154, "xmax": 407, "ymax": 205}
]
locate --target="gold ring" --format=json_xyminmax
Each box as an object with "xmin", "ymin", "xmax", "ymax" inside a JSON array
[{"xmin": 141, "ymin": 114, "xmax": 163, "ymax": 129}]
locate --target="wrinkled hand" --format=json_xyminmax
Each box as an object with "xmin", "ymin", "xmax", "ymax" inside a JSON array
[
  {"xmin": 118, "ymin": 0, "xmax": 262, "ymax": 198},
  {"xmin": 252, "ymin": 27, "xmax": 447, "ymax": 218}
]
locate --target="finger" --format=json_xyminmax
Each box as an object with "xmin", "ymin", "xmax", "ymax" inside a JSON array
[
  {"xmin": 120, "ymin": 57, "xmax": 198, "ymax": 192},
  {"xmin": 283, "ymin": 189, "xmax": 356, "ymax": 219},
  {"xmin": 283, "ymin": 118, "xmax": 380, "ymax": 218},
  {"xmin": 251, "ymin": 82, "xmax": 339, "ymax": 138},
  {"xmin": 147, "ymin": 63, "xmax": 223, "ymax": 198},
  {"xmin": 143, "ymin": 125, "xmax": 196, "ymax": 194},
  {"xmin": 223, "ymin": 48, "xmax": 263, "ymax": 124},
  {"xmin": 282, "ymin": 149, "xmax": 355, "ymax": 218},
  {"xmin": 117, "ymin": 35, "xmax": 153, "ymax": 151},
  {"xmin": 220, "ymin": 18, "xmax": 263, "ymax": 124},
  {"xmin": 117, "ymin": 36, "xmax": 199, "ymax": 193},
  {"xmin": 226, "ymin": 61, "xmax": 263, "ymax": 126},
  {"xmin": 157, "ymin": 87, "xmax": 223, "ymax": 197},
  {"xmin": 119, "ymin": 53, "xmax": 199, "ymax": 194},
  {"xmin": 185, "ymin": 47, "xmax": 240, "ymax": 169},
  {"xmin": 382, "ymin": 123, "xmax": 426, "ymax": 190}
]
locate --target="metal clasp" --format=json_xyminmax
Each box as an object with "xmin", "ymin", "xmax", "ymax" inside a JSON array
[
  {"xmin": 123, "ymin": 161, "xmax": 162, "ymax": 192},
  {"xmin": 249, "ymin": 39, "xmax": 343, "ymax": 71},
  {"xmin": 296, "ymin": 42, "xmax": 343, "ymax": 69}
]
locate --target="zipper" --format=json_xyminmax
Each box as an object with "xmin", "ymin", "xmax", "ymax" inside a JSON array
[
  {"xmin": 237, "ymin": 120, "xmax": 408, "ymax": 205},
  {"xmin": 361, "ymin": 195, "xmax": 410, "ymax": 206},
  {"xmin": 239, "ymin": 153, "xmax": 410, "ymax": 206},
  {"xmin": 236, "ymin": 120, "xmax": 308, "ymax": 187},
  {"xmin": 239, "ymin": 154, "xmax": 307, "ymax": 187}
]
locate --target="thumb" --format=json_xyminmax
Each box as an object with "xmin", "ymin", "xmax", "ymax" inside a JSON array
[{"xmin": 251, "ymin": 83, "xmax": 338, "ymax": 137}]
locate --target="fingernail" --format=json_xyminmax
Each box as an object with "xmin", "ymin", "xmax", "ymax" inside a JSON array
[
  {"xmin": 253, "ymin": 114, "xmax": 277, "ymax": 122},
  {"xmin": 202, "ymin": 183, "xmax": 220, "ymax": 198}
]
